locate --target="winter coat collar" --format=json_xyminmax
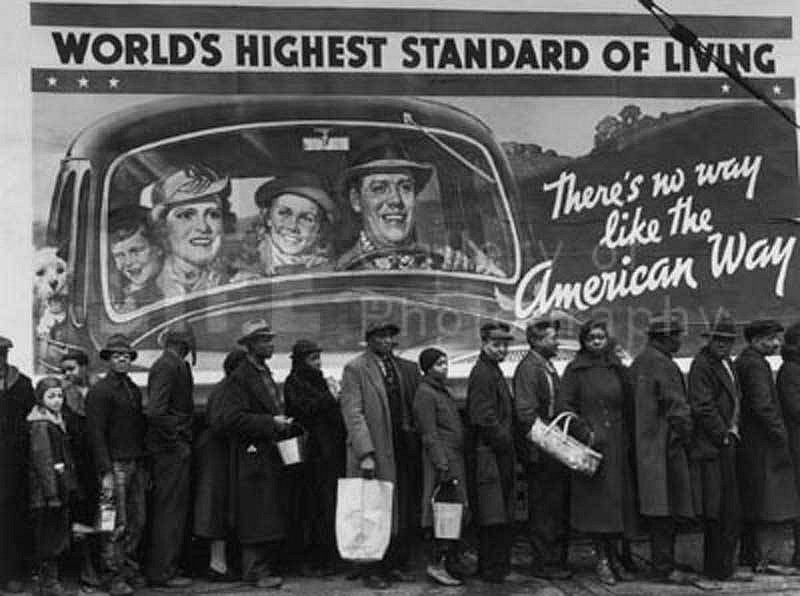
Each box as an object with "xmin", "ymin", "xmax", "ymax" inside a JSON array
[
  {"xmin": 782, "ymin": 344, "xmax": 800, "ymax": 365},
  {"xmin": 421, "ymin": 373, "xmax": 448, "ymax": 393},
  {"xmin": 478, "ymin": 350, "xmax": 503, "ymax": 370},
  {"xmin": 739, "ymin": 345, "xmax": 769, "ymax": 364},
  {"xmin": 26, "ymin": 404, "xmax": 67, "ymax": 432},
  {"xmin": 0, "ymin": 365, "xmax": 20, "ymax": 391},
  {"xmin": 569, "ymin": 349, "xmax": 620, "ymax": 371}
]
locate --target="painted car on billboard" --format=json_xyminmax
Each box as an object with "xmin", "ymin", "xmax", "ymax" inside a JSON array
[{"xmin": 36, "ymin": 94, "xmax": 799, "ymax": 391}]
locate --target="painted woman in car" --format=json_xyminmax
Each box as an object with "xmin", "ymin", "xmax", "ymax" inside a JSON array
[
  {"xmin": 150, "ymin": 165, "xmax": 234, "ymax": 298},
  {"xmin": 252, "ymin": 172, "xmax": 337, "ymax": 276}
]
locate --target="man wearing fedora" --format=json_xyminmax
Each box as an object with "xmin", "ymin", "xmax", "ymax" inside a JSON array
[
  {"xmin": 86, "ymin": 335, "xmax": 148, "ymax": 595},
  {"xmin": 218, "ymin": 319, "xmax": 294, "ymax": 589},
  {"xmin": 144, "ymin": 323, "xmax": 196, "ymax": 588},
  {"xmin": 467, "ymin": 321, "xmax": 517, "ymax": 583},
  {"xmin": 512, "ymin": 317, "xmax": 572, "ymax": 580},
  {"xmin": 629, "ymin": 313, "xmax": 694, "ymax": 584},
  {"xmin": 339, "ymin": 320, "xmax": 421, "ymax": 589},
  {"xmin": 0, "ymin": 336, "xmax": 36, "ymax": 594},
  {"xmin": 688, "ymin": 312, "xmax": 751, "ymax": 582},
  {"xmin": 735, "ymin": 319, "xmax": 800, "ymax": 574},
  {"xmin": 336, "ymin": 136, "xmax": 503, "ymax": 275}
]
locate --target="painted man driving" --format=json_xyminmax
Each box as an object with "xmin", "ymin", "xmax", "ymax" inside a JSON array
[{"xmin": 336, "ymin": 136, "xmax": 504, "ymax": 275}]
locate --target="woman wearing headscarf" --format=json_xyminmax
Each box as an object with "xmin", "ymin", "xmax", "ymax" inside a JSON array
[
  {"xmin": 283, "ymin": 340, "xmax": 346, "ymax": 576},
  {"xmin": 413, "ymin": 348, "xmax": 467, "ymax": 587},
  {"xmin": 557, "ymin": 319, "xmax": 638, "ymax": 585}
]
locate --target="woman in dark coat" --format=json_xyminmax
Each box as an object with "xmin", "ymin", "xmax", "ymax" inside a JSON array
[
  {"xmin": 413, "ymin": 348, "xmax": 467, "ymax": 587},
  {"xmin": 283, "ymin": 340, "xmax": 346, "ymax": 576},
  {"xmin": 193, "ymin": 348, "xmax": 248, "ymax": 580},
  {"xmin": 557, "ymin": 320, "xmax": 638, "ymax": 585},
  {"xmin": 777, "ymin": 322, "xmax": 800, "ymax": 567},
  {"xmin": 0, "ymin": 337, "xmax": 36, "ymax": 593}
]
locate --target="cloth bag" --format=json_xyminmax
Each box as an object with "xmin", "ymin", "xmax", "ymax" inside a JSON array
[
  {"xmin": 335, "ymin": 477, "xmax": 393, "ymax": 562},
  {"xmin": 527, "ymin": 411, "xmax": 603, "ymax": 476}
]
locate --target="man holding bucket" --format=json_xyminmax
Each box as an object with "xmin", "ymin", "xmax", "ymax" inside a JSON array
[{"xmin": 218, "ymin": 319, "xmax": 295, "ymax": 589}]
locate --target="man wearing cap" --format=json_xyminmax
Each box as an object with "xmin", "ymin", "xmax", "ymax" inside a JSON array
[
  {"xmin": 467, "ymin": 321, "xmax": 516, "ymax": 583},
  {"xmin": 629, "ymin": 313, "xmax": 694, "ymax": 584},
  {"xmin": 144, "ymin": 323, "xmax": 196, "ymax": 587},
  {"xmin": 339, "ymin": 320, "xmax": 421, "ymax": 589},
  {"xmin": 86, "ymin": 335, "xmax": 148, "ymax": 595},
  {"xmin": 735, "ymin": 319, "xmax": 800, "ymax": 574},
  {"xmin": 512, "ymin": 318, "xmax": 572, "ymax": 580},
  {"xmin": 253, "ymin": 171, "xmax": 337, "ymax": 276},
  {"xmin": 217, "ymin": 319, "xmax": 294, "ymax": 589},
  {"xmin": 151, "ymin": 164, "xmax": 233, "ymax": 298},
  {"xmin": 336, "ymin": 136, "xmax": 503, "ymax": 275},
  {"xmin": 0, "ymin": 336, "xmax": 36, "ymax": 593},
  {"xmin": 688, "ymin": 312, "xmax": 750, "ymax": 582}
]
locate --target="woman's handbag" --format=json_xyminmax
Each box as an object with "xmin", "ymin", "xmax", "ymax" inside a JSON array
[{"xmin": 526, "ymin": 411, "xmax": 603, "ymax": 476}]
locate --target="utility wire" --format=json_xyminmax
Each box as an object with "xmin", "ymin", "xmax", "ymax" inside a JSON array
[{"xmin": 638, "ymin": 0, "xmax": 799, "ymax": 129}]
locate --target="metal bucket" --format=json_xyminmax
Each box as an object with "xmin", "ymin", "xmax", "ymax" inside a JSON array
[
  {"xmin": 432, "ymin": 501, "xmax": 464, "ymax": 539},
  {"xmin": 277, "ymin": 435, "xmax": 304, "ymax": 466}
]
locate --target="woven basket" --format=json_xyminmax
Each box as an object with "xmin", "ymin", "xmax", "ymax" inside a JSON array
[{"xmin": 527, "ymin": 412, "xmax": 602, "ymax": 476}]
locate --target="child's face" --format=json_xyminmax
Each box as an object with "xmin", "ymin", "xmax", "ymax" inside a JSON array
[{"xmin": 43, "ymin": 387, "xmax": 64, "ymax": 413}]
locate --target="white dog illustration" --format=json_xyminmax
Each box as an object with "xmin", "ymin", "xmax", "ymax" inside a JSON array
[{"xmin": 34, "ymin": 247, "xmax": 69, "ymax": 343}]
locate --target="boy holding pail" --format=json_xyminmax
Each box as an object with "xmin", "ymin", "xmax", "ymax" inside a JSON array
[{"xmin": 413, "ymin": 348, "xmax": 468, "ymax": 586}]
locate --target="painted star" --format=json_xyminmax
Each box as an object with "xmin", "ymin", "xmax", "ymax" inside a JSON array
[
  {"xmin": 46, "ymin": 76, "xmax": 57, "ymax": 87},
  {"xmin": 108, "ymin": 77, "xmax": 120, "ymax": 89},
  {"xmin": 721, "ymin": 83, "xmax": 731, "ymax": 94},
  {"xmin": 77, "ymin": 76, "xmax": 89, "ymax": 88},
  {"xmin": 773, "ymin": 84, "xmax": 782, "ymax": 96}
]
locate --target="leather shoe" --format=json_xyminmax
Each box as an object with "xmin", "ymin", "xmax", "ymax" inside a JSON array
[
  {"xmin": 362, "ymin": 574, "xmax": 389, "ymax": 589},
  {"xmin": 384, "ymin": 569, "xmax": 414, "ymax": 582},
  {"xmin": 108, "ymin": 581, "xmax": 134, "ymax": 596},
  {"xmin": 596, "ymin": 558, "xmax": 617, "ymax": 585},
  {"xmin": 206, "ymin": 569, "xmax": 237, "ymax": 583},
  {"xmin": 255, "ymin": 575, "xmax": 283, "ymax": 589},
  {"xmin": 663, "ymin": 569, "xmax": 694, "ymax": 584},
  {"xmin": 151, "ymin": 576, "xmax": 192, "ymax": 589},
  {"xmin": 530, "ymin": 565, "xmax": 573, "ymax": 580}
]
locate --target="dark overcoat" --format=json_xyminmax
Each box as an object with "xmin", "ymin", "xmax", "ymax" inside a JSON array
[
  {"xmin": 735, "ymin": 346, "xmax": 800, "ymax": 522},
  {"xmin": 778, "ymin": 345, "xmax": 800, "ymax": 501},
  {"xmin": 688, "ymin": 347, "xmax": 742, "ymax": 519},
  {"xmin": 145, "ymin": 349, "xmax": 194, "ymax": 453},
  {"xmin": 0, "ymin": 366, "xmax": 35, "ymax": 505},
  {"xmin": 339, "ymin": 350, "xmax": 420, "ymax": 533},
  {"xmin": 629, "ymin": 345, "xmax": 694, "ymax": 519},
  {"xmin": 512, "ymin": 349, "xmax": 559, "ymax": 465},
  {"xmin": 413, "ymin": 375, "xmax": 467, "ymax": 528},
  {"xmin": 466, "ymin": 351, "xmax": 516, "ymax": 526},
  {"xmin": 27, "ymin": 408, "xmax": 78, "ymax": 509},
  {"xmin": 557, "ymin": 351, "xmax": 637, "ymax": 534},
  {"xmin": 218, "ymin": 357, "xmax": 287, "ymax": 544},
  {"xmin": 193, "ymin": 377, "xmax": 231, "ymax": 539}
]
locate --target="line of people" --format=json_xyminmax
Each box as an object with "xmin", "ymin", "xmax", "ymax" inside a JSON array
[{"xmin": 3, "ymin": 308, "xmax": 800, "ymax": 594}]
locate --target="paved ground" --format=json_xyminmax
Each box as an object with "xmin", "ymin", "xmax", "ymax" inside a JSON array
[{"xmin": 8, "ymin": 530, "xmax": 800, "ymax": 596}]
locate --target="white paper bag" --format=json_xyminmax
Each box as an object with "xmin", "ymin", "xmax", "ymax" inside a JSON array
[{"xmin": 335, "ymin": 477, "xmax": 393, "ymax": 562}]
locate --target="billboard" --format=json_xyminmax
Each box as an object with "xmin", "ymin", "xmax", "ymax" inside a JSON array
[{"xmin": 27, "ymin": 1, "xmax": 800, "ymax": 385}]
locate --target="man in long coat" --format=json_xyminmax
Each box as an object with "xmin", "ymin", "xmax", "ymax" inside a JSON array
[
  {"xmin": 144, "ymin": 323, "xmax": 195, "ymax": 587},
  {"xmin": 512, "ymin": 317, "xmax": 571, "ymax": 580},
  {"xmin": 735, "ymin": 319, "xmax": 800, "ymax": 574},
  {"xmin": 218, "ymin": 319, "xmax": 294, "ymax": 589},
  {"xmin": 339, "ymin": 320, "xmax": 421, "ymax": 589},
  {"xmin": 777, "ymin": 322, "xmax": 800, "ymax": 568},
  {"xmin": 688, "ymin": 312, "xmax": 749, "ymax": 582},
  {"xmin": 467, "ymin": 321, "xmax": 516, "ymax": 583},
  {"xmin": 0, "ymin": 336, "xmax": 35, "ymax": 593},
  {"xmin": 629, "ymin": 313, "xmax": 694, "ymax": 583}
]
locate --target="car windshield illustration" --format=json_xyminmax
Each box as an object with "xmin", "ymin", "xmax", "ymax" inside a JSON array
[{"xmin": 102, "ymin": 117, "xmax": 519, "ymax": 320}]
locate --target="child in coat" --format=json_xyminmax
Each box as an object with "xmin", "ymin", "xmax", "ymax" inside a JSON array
[{"xmin": 28, "ymin": 376, "xmax": 78, "ymax": 596}]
